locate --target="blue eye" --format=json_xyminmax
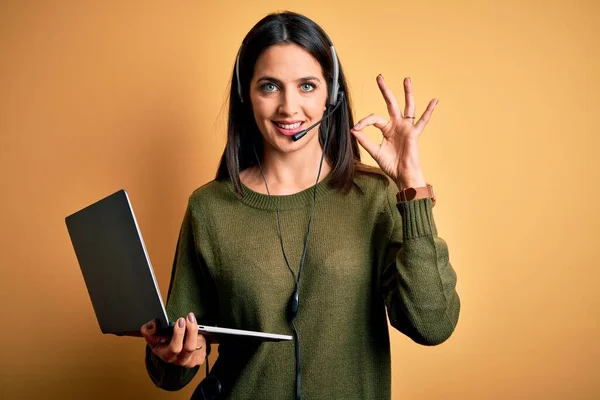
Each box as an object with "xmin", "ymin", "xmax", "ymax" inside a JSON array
[
  {"xmin": 301, "ymin": 83, "xmax": 316, "ymax": 92},
  {"xmin": 261, "ymin": 83, "xmax": 277, "ymax": 93}
]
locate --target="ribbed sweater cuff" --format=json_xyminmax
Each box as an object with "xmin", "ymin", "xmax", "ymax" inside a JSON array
[
  {"xmin": 396, "ymin": 198, "xmax": 437, "ymax": 239},
  {"xmin": 146, "ymin": 345, "xmax": 198, "ymax": 390}
]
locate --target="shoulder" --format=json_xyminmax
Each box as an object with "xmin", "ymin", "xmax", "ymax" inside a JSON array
[
  {"xmin": 186, "ymin": 179, "xmax": 237, "ymax": 212},
  {"xmin": 352, "ymin": 166, "xmax": 397, "ymax": 199},
  {"xmin": 349, "ymin": 167, "xmax": 399, "ymax": 218},
  {"xmin": 180, "ymin": 179, "xmax": 238, "ymax": 235},
  {"xmin": 190, "ymin": 178, "xmax": 235, "ymax": 200}
]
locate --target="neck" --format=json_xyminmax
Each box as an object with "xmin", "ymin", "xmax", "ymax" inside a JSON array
[{"xmin": 245, "ymin": 143, "xmax": 332, "ymax": 196}]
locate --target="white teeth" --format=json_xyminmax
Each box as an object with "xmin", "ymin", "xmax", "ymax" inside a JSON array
[{"xmin": 275, "ymin": 122, "xmax": 301, "ymax": 130}]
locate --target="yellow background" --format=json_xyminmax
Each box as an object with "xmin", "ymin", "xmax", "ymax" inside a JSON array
[{"xmin": 1, "ymin": 0, "xmax": 598, "ymax": 399}]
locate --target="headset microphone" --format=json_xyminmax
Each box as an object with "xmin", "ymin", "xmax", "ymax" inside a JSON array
[{"xmin": 291, "ymin": 92, "xmax": 344, "ymax": 142}]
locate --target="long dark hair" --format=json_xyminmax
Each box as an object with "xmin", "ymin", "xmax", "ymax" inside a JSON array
[{"xmin": 216, "ymin": 11, "xmax": 385, "ymax": 195}]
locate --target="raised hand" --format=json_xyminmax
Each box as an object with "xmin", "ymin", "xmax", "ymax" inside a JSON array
[{"xmin": 351, "ymin": 75, "xmax": 438, "ymax": 189}]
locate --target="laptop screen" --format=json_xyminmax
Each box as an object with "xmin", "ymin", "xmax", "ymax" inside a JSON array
[{"xmin": 65, "ymin": 190, "xmax": 169, "ymax": 336}]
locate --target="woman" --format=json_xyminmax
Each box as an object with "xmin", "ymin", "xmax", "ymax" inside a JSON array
[{"xmin": 141, "ymin": 10, "xmax": 460, "ymax": 400}]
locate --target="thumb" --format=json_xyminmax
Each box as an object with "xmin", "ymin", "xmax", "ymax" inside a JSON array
[
  {"xmin": 351, "ymin": 128, "xmax": 381, "ymax": 161},
  {"xmin": 142, "ymin": 320, "xmax": 162, "ymax": 347}
]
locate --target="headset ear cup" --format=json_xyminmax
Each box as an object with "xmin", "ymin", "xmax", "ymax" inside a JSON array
[
  {"xmin": 328, "ymin": 83, "xmax": 336, "ymax": 106},
  {"xmin": 329, "ymin": 44, "xmax": 339, "ymax": 106}
]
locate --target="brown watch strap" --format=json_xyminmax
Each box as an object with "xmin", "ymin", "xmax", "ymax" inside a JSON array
[{"xmin": 396, "ymin": 184, "xmax": 436, "ymax": 206}]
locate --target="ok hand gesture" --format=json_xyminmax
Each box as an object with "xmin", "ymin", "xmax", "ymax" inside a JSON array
[{"xmin": 351, "ymin": 75, "xmax": 438, "ymax": 189}]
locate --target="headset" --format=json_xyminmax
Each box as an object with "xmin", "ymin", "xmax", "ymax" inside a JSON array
[{"xmin": 197, "ymin": 37, "xmax": 343, "ymax": 400}]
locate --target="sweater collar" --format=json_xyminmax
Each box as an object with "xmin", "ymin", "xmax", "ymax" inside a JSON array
[{"xmin": 226, "ymin": 174, "xmax": 336, "ymax": 211}]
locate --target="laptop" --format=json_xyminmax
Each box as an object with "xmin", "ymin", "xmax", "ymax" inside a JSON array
[{"xmin": 65, "ymin": 189, "xmax": 292, "ymax": 342}]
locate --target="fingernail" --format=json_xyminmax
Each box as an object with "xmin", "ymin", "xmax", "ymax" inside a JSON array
[
  {"xmin": 188, "ymin": 313, "xmax": 196, "ymax": 323},
  {"xmin": 178, "ymin": 317, "xmax": 185, "ymax": 328},
  {"xmin": 147, "ymin": 321, "xmax": 154, "ymax": 330},
  {"xmin": 353, "ymin": 123, "xmax": 360, "ymax": 129},
  {"xmin": 408, "ymin": 77, "xmax": 411, "ymax": 83}
]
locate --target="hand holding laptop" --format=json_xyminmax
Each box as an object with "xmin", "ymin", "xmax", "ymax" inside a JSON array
[{"xmin": 141, "ymin": 313, "xmax": 207, "ymax": 368}]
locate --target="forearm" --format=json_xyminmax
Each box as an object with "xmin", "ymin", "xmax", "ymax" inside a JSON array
[{"xmin": 384, "ymin": 199, "xmax": 460, "ymax": 345}]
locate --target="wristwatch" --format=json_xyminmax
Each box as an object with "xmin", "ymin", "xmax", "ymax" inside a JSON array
[{"xmin": 396, "ymin": 184, "xmax": 436, "ymax": 206}]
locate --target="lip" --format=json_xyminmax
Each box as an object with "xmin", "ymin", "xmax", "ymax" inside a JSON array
[{"xmin": 271, "ymin": 120, "xmax": 305, "ymax": 136}]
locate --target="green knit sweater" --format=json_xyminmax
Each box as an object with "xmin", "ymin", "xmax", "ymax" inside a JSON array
[{"xmin": 145, "ymin": 172, "xmax": 460, "ymax": 399}]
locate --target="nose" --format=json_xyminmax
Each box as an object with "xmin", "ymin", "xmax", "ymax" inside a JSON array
[{"xmin": 278, "ymin": 88, "xmax": 300, "ymax": 117}]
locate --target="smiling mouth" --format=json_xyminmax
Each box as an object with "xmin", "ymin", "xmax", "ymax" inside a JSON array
[
  {"xmin": 273, "ymin": 121, "xmax": 302, "ymax": 130},
  {"xmin": 271, "ymin": 121, "xmax": 305, "ymax": 136}
]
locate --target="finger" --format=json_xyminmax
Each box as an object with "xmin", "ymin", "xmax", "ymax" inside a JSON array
[
  {"xmin": 350, "ymin": 128, "xmax": 383, "ymax": 161},
  {"xmin": 183, "ymin": 313, "xmax": 198, "ymax": 353},
  {"xmin": 193, "ymin": 334, "xmax": 208, "ymax": 366},
  {"xmin": 164, "ymin": 317, "xmax": 186, "ymax": 361},
  {"xmin": 176, "ymin": 313, "xmax": 198, "ymax": 367},
  {"xmin": 414, "ymin": 98, "xmax": 438, "ymax": 131},
  {"xmin": 353, "ymin": 114, "xmax": 389, "ymax": 132},
  {"xmin": 141, "ymin": 320, "xmax": 162, "ymax": 348},
  {"xmin": 197, "ymin": 334, "xmax": 207, "ymax": 352},
  {"xmin": 376, "ymin": 75, "xmax": 402, "ymax": 118},
  {"xmin": 140, "ymin": 319, "xmax": 154, "ymax": 338},
  {"xmin": 404, "ymin": 77, "xmax": 415, "ymax": 119}
]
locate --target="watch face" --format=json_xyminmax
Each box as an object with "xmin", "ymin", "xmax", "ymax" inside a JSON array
[{"xmin": 404, "ymin": 187, "xmax": 417, "ymax": 201}]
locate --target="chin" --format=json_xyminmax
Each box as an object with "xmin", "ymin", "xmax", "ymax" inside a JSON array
[{"xmin": 265, "ymin": 131, "xmax": 319, "ymax": 154}]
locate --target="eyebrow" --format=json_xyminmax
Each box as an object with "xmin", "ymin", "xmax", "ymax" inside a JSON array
[{"xmin": 255, "ymin": 75, "xmax": 322, "ymax": 85}]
